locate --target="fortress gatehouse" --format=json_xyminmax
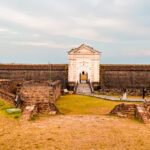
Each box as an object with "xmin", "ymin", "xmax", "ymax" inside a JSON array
[{"xmin": 68, "ymin": 44, "xmax": 101, "ymax": 84}]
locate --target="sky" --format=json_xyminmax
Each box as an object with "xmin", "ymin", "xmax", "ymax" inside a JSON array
[{"xmin": 0, "ymin": 0, "xmax": 150, "ymax": 64}]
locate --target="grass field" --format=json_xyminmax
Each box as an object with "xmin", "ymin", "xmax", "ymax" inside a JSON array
[
  {"xmin": 1, "ymin": 95, "xmax": 150, "ymax": 150},
  {"xmin": 0, "ymin": 99, "xmax": 21, "ymax": 119},
  {"xmin": 55, "ymin": 95, "xmax": 141, "ymax": 115}
]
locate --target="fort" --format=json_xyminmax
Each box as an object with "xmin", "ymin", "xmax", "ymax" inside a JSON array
[
  {"xmin": 0, "ymin": 44, "xmax": 150, "ymax": 120},
  {"xmin": 0, "ymin": 45, "xmax": 150, "ymax": 96}
]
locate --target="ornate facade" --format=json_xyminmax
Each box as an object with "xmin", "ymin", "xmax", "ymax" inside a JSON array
[{"xmin": 68, "ymin": 44, "xmax": 101, "ymax": 83}]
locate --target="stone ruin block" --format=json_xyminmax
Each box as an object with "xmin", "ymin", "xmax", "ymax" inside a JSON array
[
  {"xmin": 110, "ymin": 102, "xmax": 150, "ymax": 123},
  {"xmin": 21, "ymin": 105, "xmax": 37, "ymax": 121},
  {"xmin": 110, "ymin": 103, "xmax": 137, "ymax": 118},
  {"xmin": 17, "ymin": 80, "xmax": 61, "ymax": 120}
]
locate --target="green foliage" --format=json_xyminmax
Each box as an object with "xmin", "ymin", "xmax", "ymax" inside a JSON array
[{"xmin": 0, "ymin": 99, "xmax": 21, "ymax": 119}]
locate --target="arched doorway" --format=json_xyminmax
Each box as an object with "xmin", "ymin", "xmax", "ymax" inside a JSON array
[{"xmin": 80, "ymin": 71, "xmax": 88, "ymax": 83}]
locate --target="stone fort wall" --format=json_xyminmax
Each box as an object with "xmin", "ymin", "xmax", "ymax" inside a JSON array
[
  {"xmin": 0, "ymin": 64, "xmax": 68, "ymax": 88},
  {"xmin": 100, "ymin": 65, "xmax": 150, "ymax": 96},
  {"xmin": 0, "ymin": 64, "xmax": 150, "ymax": 95}
]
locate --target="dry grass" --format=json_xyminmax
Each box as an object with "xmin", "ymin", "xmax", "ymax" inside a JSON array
[
  {"xmin": 1, "ymin": 115, "xmax": 150, "ymax": 150},
  {"xmin": 0, "ymin": 95, "xmax": 150, "ymax": 150}
]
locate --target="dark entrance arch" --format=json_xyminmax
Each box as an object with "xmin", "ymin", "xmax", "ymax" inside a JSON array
[{"xmin": 80, "ymin": 71, "xmax": 88, "ymax": 83}]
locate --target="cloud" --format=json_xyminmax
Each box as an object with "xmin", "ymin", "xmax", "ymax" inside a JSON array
[
  {"xmin": 32, "ymin": 34, "xmax": 40, "ymax": 37},
  {"xmin": 0, "ymin": 0, "xmax": 150, "ymax": 64},
  {"xmin": 12, "ymin": 41, "xmax": 77, "ymax": 49},
  {"xmin": 0, "ymin": 27, "xmax": 18, "ymax": 34},
  {"xmin": 114, "ymin": 0, "xmax": 136, "ymax": 7},
  {"xmin": 0, "ymin": 5, "xmax": 49, "ymax": 29},
  {"xmin": 71, "ymin": 16, "xmax": 124, "ymax": 29},
  {"xmin": 123, "ymin": 49, "xmax": 150, "ymax": 57},
  {"xmin": 0, "ymin": 4, "xmax": 120, "ymax": 42},
  {"xmin": 84, "ymin": 0, "xmax": 103, "ymax": 7},
  {"xmin": 0, "ymin": 28, "xmax": 8, "ymax": 32},
  {"xmin": 1, "ymin": 2, "xmax": 150, "ymax": 43}
]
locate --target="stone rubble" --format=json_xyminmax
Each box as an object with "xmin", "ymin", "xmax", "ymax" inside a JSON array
[
  {"xmin": 110, "ymin": 102, "xmax": 150, "ymax": 123},
  {"xmin": 18, "ymin": 80, "xmax": 61, "ymax": 120}
]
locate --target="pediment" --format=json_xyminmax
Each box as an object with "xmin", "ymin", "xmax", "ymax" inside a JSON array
[
  {"xmin": 68, "ymin": 44, "xmax": 101, "ymax": 55},
  {"xmin": 75, "ymin": 48, "xmax": 95, "ymax": 54}
]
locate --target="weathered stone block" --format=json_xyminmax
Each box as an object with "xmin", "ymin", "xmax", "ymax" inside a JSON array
[{"xmin": 110, "ymin": 102, "xmax": 150, "ymax": 123}]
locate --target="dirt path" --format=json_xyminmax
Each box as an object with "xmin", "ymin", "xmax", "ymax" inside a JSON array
[{"xmin": 1, "ymin": 115, "xmax": 150, "ymax": 150}]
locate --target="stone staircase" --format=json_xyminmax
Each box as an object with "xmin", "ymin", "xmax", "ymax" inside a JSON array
[{"xmin": 76, "ymin": 83, "xmax": 92, "ymax": 95}]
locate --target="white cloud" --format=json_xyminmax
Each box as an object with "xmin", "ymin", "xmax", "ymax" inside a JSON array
[
  {"xmin": 0, "ymin": 28, "xmax": 8, "ymax": 32},
  {"xmin": 0, "ymin": 1, "xmax": 149, "ymax": 43},
  {"xmin": 114, "ymin": 0, "xmax": 135, "ymax": 6},
  {"xmin": 0, "ymin": 0, "xmax": 150, "ymax": 64},
  {"xmin": 0, "ymin": 6, "xmax": 49, "ymax": 29},
  {"xmin": 71, "ymin": 16, "xmax": 123, "ymax": 28},
  {"xmin": 12, "ymin": 41, "xmax": 77, "ymax": 49},
  {"xmin": 32, "ymin": 34, "xmax": 40, "ymax": 37},
  {"xmin": 123, "ymin": 49, "xmax": 150, "ymax": 57},
  {"xmin": 0, "ymin": 27, "xmax": 18, "ymax": 35},
  {"xmin": 84, "ymin": 0, "xmax": 103, "ymax": 7},
  {"xmin": 0, "ymin": 5, "xmax": 120, "ymax": 42}
]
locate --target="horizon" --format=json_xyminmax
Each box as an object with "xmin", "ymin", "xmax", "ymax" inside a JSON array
[{"xmin": 0, "ymin": 0, "xmax": 150, "ymax": 64}]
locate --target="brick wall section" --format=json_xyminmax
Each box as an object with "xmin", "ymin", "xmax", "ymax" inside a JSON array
[
  {"xmin": 49, "ymin": 81, "xmax": 62, "ymax": 103},
  {"xmin": 110, "ymin": 102, "xmax": 150, "ymax": 123},
  {"xmin": 18, "ymin": 80, "xmax": 61, "ymax": 107},
  {"xmin": 0, "ymin": 80, "xmax": 18, "ymax": 105},
  {"xmin": 18, "ymin": 80, "xmax": 61, "ymax": 120},
  {"xmin": 110, "ymin": 103, "xmax": 136, "ymax": 117},
  {"xmin": 0, "ymin": 80, "xmax": 22, "ymax": 94},
  {"xmin": 0, "ymin": 89, "xmax": 15, "ymax": 105},
  {"xmin": 0, "ymin": 79, "xmax": 61, "ymax": 120}
]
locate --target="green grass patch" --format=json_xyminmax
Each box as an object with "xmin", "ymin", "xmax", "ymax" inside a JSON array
[
  {"xmin": 0, "ymin": 99, "xmax": 22, "ymax": 119},
  {"xmin": 55, "ymin": 95, "xmax": 142, "ymax": 115}
]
